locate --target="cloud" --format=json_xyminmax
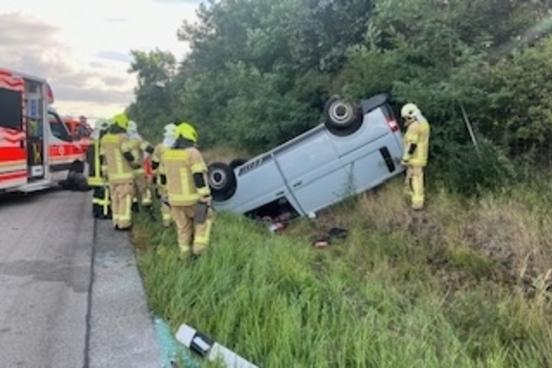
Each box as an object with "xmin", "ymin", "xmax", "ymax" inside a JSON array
[
  {"xmin": 105, "ymin": 17, "xmax": 128, "ymax": 23},
  {"xmin": 54, "ymin": 84, "xmax": 131, "ymax": 104},
  {"xmin": 0, "ymin": 13, "xmax": 58, "ymax": 46},
  {"xmin": 96, "ymin": 50, "xmax": 132, "ymax": 63},
  {"xmin": 0, "ymin": 13, "xmax": 133, "ymax": 115}
]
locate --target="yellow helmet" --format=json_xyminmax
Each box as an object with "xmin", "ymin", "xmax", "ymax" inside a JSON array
[
  {"xmin": 401, "ymin": 103, "xmax": 421, "ymax": 123},
  {"xmin": 176, "ymin": 122, "xmax": 198, "ymax": 143},
  {"xmin": 112, "ymin": 113, "xmax": 130, "ymax": 130}
]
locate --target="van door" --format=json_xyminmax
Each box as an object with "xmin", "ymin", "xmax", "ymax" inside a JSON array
[
  {"xmin": 274, "ymin": 127, "xmax": 351, "ymax": 215},
  {"xmin": 331, "ymin": 105, "xmax": 404, "ymax": 195},
  {"xmin": 24, "ymin": 80, "xmax": 46, "ymax": 180}
]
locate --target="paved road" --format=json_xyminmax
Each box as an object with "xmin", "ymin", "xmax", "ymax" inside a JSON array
[
  {"xmin": 0, "ymin": 190, "xmax": 93, "ymax": 368},
  {"xmin": 0, "ymin": 189, "xmax": 161, "ymax": 368}
]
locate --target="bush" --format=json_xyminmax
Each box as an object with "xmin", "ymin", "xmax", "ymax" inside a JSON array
[{"xmin": 430, "ymin": 140, "xmax": 516, "ymax": 196}]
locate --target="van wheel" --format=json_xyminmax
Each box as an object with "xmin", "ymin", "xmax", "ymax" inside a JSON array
[
  {"xmin": 208, "ymin": 162, "xmax": 237, "ymax": 202},
  {"xmin": 229, "ymin": 158, "xmax": 248, "ymax": 169},
  {"xmin": 324, "ymin": 96, "xmax": 363, "ymax": 136}
]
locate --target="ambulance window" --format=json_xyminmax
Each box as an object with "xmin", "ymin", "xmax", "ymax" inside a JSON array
[
  {"xmin": 0, "ymin": 88, "xmax": 23, "ymax": 130},
  {"xmin": 49, "ymin": 112, "xmax": 72, "ymax": 142}
]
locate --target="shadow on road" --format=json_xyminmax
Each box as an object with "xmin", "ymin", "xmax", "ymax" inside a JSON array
[{"xmin": 0, "ymin": 187, "xmax": 63, "ymax": 207}]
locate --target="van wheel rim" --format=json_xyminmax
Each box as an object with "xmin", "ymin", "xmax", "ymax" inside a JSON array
[
  {"xmin": 330, "ymin": 102, "xmax": 354, "ymax": 125},
  {"xmin": 209, "ymin": 169, "xmax": 226, "ymax": 189}
]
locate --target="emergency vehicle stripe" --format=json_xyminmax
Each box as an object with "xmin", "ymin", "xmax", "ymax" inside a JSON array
[
  {"xmin": 0, "ymin": 177, "xmax": 27, "ymax": 189},
  {"xmin": 0, "ymin": 163, "xmax": 27, "ymax": 173},
  {"xmin": 0, "ymin": 159, "xmax": 26, "ymax": 167},
  {"xmin": 0, "ymin": 171, "xmax": 27, "ymax": 189},
  {"xmin": 49, "ymin": 154, "xmax": 83, "ymax": 161},
  {"xmin": 0, "ymin": 148, "xmax": 26, "ymax": 161}
]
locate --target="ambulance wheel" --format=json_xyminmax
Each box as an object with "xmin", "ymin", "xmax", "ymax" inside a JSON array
[
  {"xmin": 324, "ymin": 96, "xmax": 363, "ymax": 136},
  {"xmin": 69, "ymin": 160, "xmax": 85, "ymax": 174},
  {"xmin": 208, "ymin": 162, "xmax": 237, "ymax": 202}
]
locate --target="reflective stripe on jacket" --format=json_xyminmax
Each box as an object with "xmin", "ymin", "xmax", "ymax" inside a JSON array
[
  {"xmin": 100, "ymin": 133, "xmax": 134, "ymax": 183},
  {"xmin": 164, "ymin": 147, "xmax": 210, "ymax": 206},
  {"xmin": 403, "ymin": 120, "xmax": 430, "ymax": 167}
]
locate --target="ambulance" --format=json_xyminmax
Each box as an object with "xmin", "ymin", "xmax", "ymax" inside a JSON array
[
  {"xmin": 63, "ymin": 115, "xmax": 92, "ymax": 149},
  {"xmin": 0, "ymin": 68, "xmax": 88, "ymax": 192}
]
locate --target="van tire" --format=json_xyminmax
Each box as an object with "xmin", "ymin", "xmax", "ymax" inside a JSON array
[
  {"xmin": 324, "ymin": 96, "xmax": 363, "ymax": 136},
  {"xmin": 229, "ymin": 158, "xmax": 248, "ymax": 169},
  {"xmin": 208, "ymin": 162, "xmax": 237, "ymax": 202}
]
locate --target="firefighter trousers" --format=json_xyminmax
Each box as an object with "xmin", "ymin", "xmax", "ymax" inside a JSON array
[
  {"xmin": 92, "ymin": 184, "xmax": 111, "ymax": 219},
  {"xmin": 405, "ymin": 165, "xmax": 425, "ymax": 210},
  {"xmin": 157, "ymin": 186, "xmax": 172, "ymax": 227},
  {"xmin": 134, "ymin": 173, "xmax": 152, "ymax": 207},
  {"xmin": 170, "ymin": 204, "xmax": 214, "ymax": 257},
  {"xmin": 110, "ymin": 181, "xmax": 134, "ymax": 229}
]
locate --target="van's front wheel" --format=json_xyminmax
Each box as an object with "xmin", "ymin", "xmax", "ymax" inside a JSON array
[
  {"xmin": 324, "ymin": 96, "xmax": 363, "ymax": 136},
  {"xmin": 208, "ymin": 162, "xmax": 237, "ymax": 202}
]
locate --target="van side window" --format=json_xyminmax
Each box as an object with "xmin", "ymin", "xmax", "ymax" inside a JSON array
[
  {"xmin": 49, "ymin": 112, "xmax": 72, "ymax": 142},
  {"xmin": 0, "ymin": 88, "xmax": 23, "ymax": 130}
]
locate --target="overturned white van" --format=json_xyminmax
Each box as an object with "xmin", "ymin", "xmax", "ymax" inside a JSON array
[{"xmin": 208, "ymin": 94, "xmax": 404, "ymax": 219}]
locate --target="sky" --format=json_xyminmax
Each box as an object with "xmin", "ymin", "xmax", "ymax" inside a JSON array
[{"xmin": 0, "ymin": 0, "xmax": 201, "ymax": 120}]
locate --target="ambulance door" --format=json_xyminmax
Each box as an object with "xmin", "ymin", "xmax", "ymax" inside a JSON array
[{"xmin": 24, "ymin": 80, "xmax": 46, "ymax": 180}]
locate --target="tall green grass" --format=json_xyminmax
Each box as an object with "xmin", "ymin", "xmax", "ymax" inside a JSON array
[{"xmin": 134, "ymin": 179, "xmax": 552, "ymax": 367}]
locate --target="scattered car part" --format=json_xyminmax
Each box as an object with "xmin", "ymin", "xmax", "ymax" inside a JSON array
[{"xmin": 176, "ymin": 323, "xmax": 258, "ymax": 368}]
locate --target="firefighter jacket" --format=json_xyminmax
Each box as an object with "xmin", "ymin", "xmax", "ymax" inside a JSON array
[
  {"xmin": 100, "ymin": 133, "xmax": 135, "ymax": 184},
  {"xmin": 403, "ymin": 120, "xmax": 430, "ymax": 167},
  {"xmin": 87, "ymin": 138, "xmax": 104, "ymax": 187},
  {"xmin": 127, "ymin": 135, "xmax": 154, "ymax": 176},
  {"xmin": 163, "ymin": 147, "xmax": 211, "ymax": 206}
]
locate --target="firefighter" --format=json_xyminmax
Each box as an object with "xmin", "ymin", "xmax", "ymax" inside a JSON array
[
  {"xmin": 88, "ymin": 119, "xmax": 111, "ymax": 219},
  {"xmin": 127, "ymin": 120, "xmax": 155, "ymax": 208},
  {"xmin": 151, "ymin": 123, "xmax": 177, "ymax": 227},
  {"xmin": 401, "ymin": 103, "xmax": 430, "ymax": 210},
  {"xmin": 162, "ymin": 122, "xmax": 213, "ymax": 258},
  {"xmin": 100, "ymin": 113, "xmax": 138, "ymax": 230}
]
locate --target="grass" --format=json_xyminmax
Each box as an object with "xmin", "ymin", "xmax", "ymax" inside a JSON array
[{"xmin": 133, "ymin": 178, "xmax": 552, "ymax": 367}]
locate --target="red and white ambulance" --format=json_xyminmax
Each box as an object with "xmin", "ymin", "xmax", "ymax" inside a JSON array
[{"xmin": 0, "ymin": 68, "xmax": 88, "ymax": 192}]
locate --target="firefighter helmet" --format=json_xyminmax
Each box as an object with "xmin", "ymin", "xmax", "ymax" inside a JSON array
[
  {"xmin": 401, "ymin": 103, "xmax": 421, "ymax": 124},
  {"xmin": 163, "ymin": 123, "xmax": 177, "ymax": 139},
  {"xmin": 112, "ymin": 113, "xmax": 129, "ymax": 130},
  {"xmin": 176, "ymin": 122, "xmax": 198, "ymax": 143},
  {"xmin": 128, "ymin": 120, "xmax": 138, "ymax": 135}
]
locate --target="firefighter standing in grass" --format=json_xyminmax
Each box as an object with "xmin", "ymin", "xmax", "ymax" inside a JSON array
[
  {"xmin": 152, "ymin": 123, "xmax": 177, "ymax": 227},
  {"xmin": 162, "ymin": 122, "xmax": 213, "ymax": 258},
  {"xmin": 401, "ymin": 103, "xmax": 430, "ymax": 210},
  {"xmin": 100, "ymin": 113, "xmax": 138, "ymax": 230},
  {"xmin": 127, "ymin": 120, "xmax": 155, "ymax": 209},
  {"xmin": 88, "ymin": 119, "xmax": 111, "ymax": 218}
]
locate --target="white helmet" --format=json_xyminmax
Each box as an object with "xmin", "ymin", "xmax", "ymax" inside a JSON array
[
  {"xmin": 401, "ymin": 103, "xmax": 426, "ymax": 125},
  {"xmin": 162, "ymin": 123, "xmax": 177, "ymax": 147},
  {"xmin": 92, "ymin": 119, "xmax": 110, "ymax": 139},
  {"xmin": 98, "ymin": 119, "xmax": 111, "ymax": 131},
  {"xmin": 163, "ymin": 123, "xmax": 177, "ymax": 139},
  {"xmin": 127, "ymin": 120, "xmax": 138, "ymax": 135}
]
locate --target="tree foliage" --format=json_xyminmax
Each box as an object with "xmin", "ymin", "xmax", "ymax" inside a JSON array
[{"xmin": 127, "ymin": 0, "xmax": 552, "ymax": 190}]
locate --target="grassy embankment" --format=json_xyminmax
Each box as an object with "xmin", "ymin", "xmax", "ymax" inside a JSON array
[{"xmin": 133, "ymin": 161, "xmax": 552, "ymax": 367}]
